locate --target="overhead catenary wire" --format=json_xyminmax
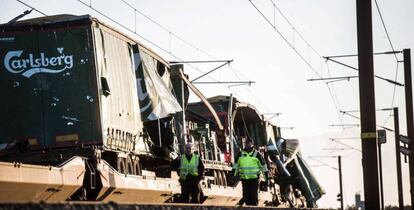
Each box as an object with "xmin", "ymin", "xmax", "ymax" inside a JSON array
[
  {"xmin": 326, "ymin": 82, "xmax": 344, "ymax": 123},
  {"xmin": 75, "ymin": 1, "xmax": 206, "ymax": 83},
  {"xmin": 268, "ymin": 0, "xmax": 322, "ymax": 58},
  {"xmin": 374, "ymin": 0, "xmax": 400, "ymax": 126},
  {"xmin": 308, "ymin": 156, "xmax": 338, "ymax": 170},
  {"xmin": 115, "ymin": 0, "xmax": 280, "ymax": 116},
  {"xmin": 382, "ymin": 61, "xmax": 401, "ymax": 126},
  {"xmin": 76, "ymin": 0, "xmax": 181, "ymax": 63},
  {"xmin": 122, "ymin": 0, "xmax": 271, "ymax": 115},
  {"xmin": 324, "ymin": 50, "xmax": 402, "ymax": 59},
  {"xmin": 240, "ymin": 110, "xmax": 252, "ymax": 139},
  {"xmin": 340, "ymin": 111, "xmax": 393, "ymax": 132},
  {"xmin": 330, "ymin": 137, "xmax": 361, "ymax": 140},
  {"xmin": 120, "ymin": 0, "xmax": 261, "ymax": 109},
  {"xmin": 15, "ymin": 0, "xmax": 47, "ymax": 16},
  {"xmin": 121, "ymin": 0, "xmax": 256, "ymax": 97},
  {"xmin": 247, "ymin": 0, "xmax": 346, "ymax": 134},
  {"xmin": 324, "ymin": 57, "xmax": 403, "ymax": 86},
  {"xmin": 120, "ymin": 0, "xmax": 254, "ymax": 90},
  {"xmin": 120, "ymin": 0, "xmax": 217, "ymax": 60},
  {"xmin": 323, "ymin": 1, "xmax": 401, "ymax": 127},
  {"xmin": 75, "ymin": 0, "xmax": 248, "ymax": 99},
  {"xmin": 243, "ymin": 6, "xmax": 349, "ymax": 190},
  {"xmin": 329, "ymin": 139, "xmax": 362, "ymax": 152},
  {"xmin": 248, "ymin": 0, "xmax": 322, "ymax": 79},
  {"xmin": 323, "ymin": 52, "xmax": 402, "ymax": 128},
  {"xmin": 383, "ymin": 62, "xmax": 400, "ymax": 126},
  {"xmin": 257, "ymin": 0, "xmax": 404, "ymax": 144},
  {"xmin": 247, "ymin": 1, "xmax": 356, "ymax": 170},
  {"xmin": 248, "ymin": 0, "xmax": 345, "ymax": 127},
  {"xmin": 374, "ymin": 0, "xmax": 398, "ymax": 63},
  {"xmin": 101, "ymin": 0, "xmax": 258, "ymax": 107},
  {"xmin": 326, "ymin": 63, "xmax": 345, "ymax": 125}
]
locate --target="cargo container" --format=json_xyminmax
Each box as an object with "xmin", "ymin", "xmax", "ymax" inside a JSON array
[
  {"xmin": 1, "ymin": 14, "xmax": 142, "ymax": 155},
  {"xmin": 0, "ymin": 14, "xmax": 182, "ymax": 202}
]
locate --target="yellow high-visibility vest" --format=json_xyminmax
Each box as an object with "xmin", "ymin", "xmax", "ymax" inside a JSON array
[
  {"xmin": 237, "ymin": 150, "xmax": 261, "ymax": 179},
  {"xmin": 180, "ymin": 154, "xmax": 199, "ymax": 180}
]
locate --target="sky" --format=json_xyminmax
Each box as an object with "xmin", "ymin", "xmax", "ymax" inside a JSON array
[{"xmin": 2, "ymin": 0, "xmax": 414, "ymax": 208}]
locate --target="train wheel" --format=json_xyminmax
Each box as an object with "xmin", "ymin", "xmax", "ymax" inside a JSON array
[
  {"xmin": 271, "ymin": 180, "xmax": 281, "ymax": 206},
  {"xmin": 133, "ymin": 157, "xmax": 142, "ymax": 175},
  {"xmin": 79, "ymin": 187, "xmax": 87, "ymax": 200},
  {"xmin": 221, "ymin": 171, "xmax": 227, "ymax": 186},
  {"xmin": 117, "ymin": 157, "xmax": 127, "ymax": 174},
  {"xmin": 217, "ymin": 170, "xmax": 224, "ymax": 186},
  {"xmin": 287, "ymin": 186, "xmax": 299, "ymax": 208},
  {"xmin": 217, "ymin": 170, "xmax": 225, "ymax": 186},
  {"xmin": 127, "ymin": 156, "xmax": 135, "ymax": 175},
  {"xmin": 213, "ymin": 170, "xmax": 219, "ymax": 185}
]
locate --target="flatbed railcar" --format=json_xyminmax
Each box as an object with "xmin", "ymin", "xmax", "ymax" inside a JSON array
[{"xmin": 0, "ymin": 14, "xmax": 324, "ymax": 208}]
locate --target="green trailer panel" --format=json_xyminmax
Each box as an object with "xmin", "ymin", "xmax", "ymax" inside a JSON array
[
  {"xmin": 37, "ymin": 27, "xmax": 100, "ymax": 148},
  {"xmin": 0, "ymin": 25, "xmax": 100, "ymax": 150},
  {"xmin": 0, "ymin": 31, "xmax": 44, "ymax": 148}
]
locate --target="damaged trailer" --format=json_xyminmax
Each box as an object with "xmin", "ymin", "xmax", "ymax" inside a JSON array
[
  {"xmin": 0, "ymin": 14, "xmax": 185, "ymax": 203},
  {"xmin": 186, "ymin": 95, "xmax": 325, "ymax": 208}
]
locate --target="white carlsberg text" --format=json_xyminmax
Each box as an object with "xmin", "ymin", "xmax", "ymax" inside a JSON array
[{"xmin": 4, "ymin": 47, "xmax": 74, "ymax": 78}]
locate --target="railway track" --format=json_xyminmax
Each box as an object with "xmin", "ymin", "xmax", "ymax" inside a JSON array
[{"xmin": 0, "ymin": 203, "xmax": 333, "ymax": 210}]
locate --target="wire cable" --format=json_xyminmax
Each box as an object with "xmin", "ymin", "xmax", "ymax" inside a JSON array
[
  {"xmin": 382, "ymin": 62, "xmax": 400, "ymax": 126},
  {"xmin": 120, "ymin": 0, "xmax": 260, "ymax": 109},
  {"xmin": 240, "ymin": 110, "xmax": 252, "ymax": 139},
  {"xmin": 374, "ymin": 0, "xmax": 400, "ymax": 127},
  {"xmin": 120, "ymin": 0, "xmax": 218, "ymax": 62},
  {"xmin": 118, "ymin": 0, "xmax": 277, "ymax": 116},
  {"xmin": 374, "ymin": 0, "xmax": 398, "ymax": 62},
  {"xmin": 115, "ymin": 0, "xmax": 255, "ymax": 103},
  {"xmin": 75, "ymin": 0, "xmax": 238, "ymax": 94},
  {"xmin": 248, "ymin": 0, "xmax": 348, "ymax": 141},
  {"xmin": 120, "ymin": 0, "xmax": 257, "ymax": 99},
  {"xmin": 248, "ymin": 0, "xmax": 322, "ymax": 79},
  {"xmin": 269, "ymin": 0, "xmax": 322, "ymax": 58},
  {"xmin": 248, "ymin": 0, "xmax": 349, "ymax": 156},
  {"xmin": 16, "ymin": 0, "xmax": 47, "ymax": 16},
  {"xmin": 330, "ymin": 139, "xmax": 362, "ymax": 152},
  {"xmin": 326, "ymin": 59, "xmax": 345, "ymax": 125},
  {"xmin": 341, "ymin": 111, "xmax": 393, "ymax": 132}
]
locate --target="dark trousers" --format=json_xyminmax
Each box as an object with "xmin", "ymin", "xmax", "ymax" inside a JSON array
[
  {"xmin": 180, "ymin": 177, "xmax": 201, "ymax": 203},
  {"xmin": 241, "ymin": 178, "xmax": 259, "ymax": 206}
]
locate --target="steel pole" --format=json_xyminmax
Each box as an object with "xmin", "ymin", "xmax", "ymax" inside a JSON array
[
  {"xmin": 394, "ymin": 107, "xmax": 404, "ymax": 210},
  {"xmin": 338, "ymin": 156, "xmax": 344, "ymax": 210},
  {"xmin": 378, "ymin": 143, "xmax": 384, "ymax": 210},
  {"xmin": 403, "ymin": 48, "xmax": 414, "ymax": 209},
  {"xmin": 228, "ymin": 94, "xmax": 234, "ymax": 163},
  {"xmin": 356, "ymin": 0, "xmax": 381, "ymax": 209},
  {"xmin": 181, "ymin": 72, "xmax": 187, "ymax": 144}
]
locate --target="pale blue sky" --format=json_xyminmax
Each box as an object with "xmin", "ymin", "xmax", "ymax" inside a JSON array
[{"xmin": 2, "ymin": 0, "xmax": 414, "ymax": 208}]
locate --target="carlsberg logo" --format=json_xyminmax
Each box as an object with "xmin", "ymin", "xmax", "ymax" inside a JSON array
[{"xmin": 4, "ymin": 47, "xmax": 74, "ymax": 78}]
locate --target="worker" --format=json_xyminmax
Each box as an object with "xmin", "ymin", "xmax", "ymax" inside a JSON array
[
  {"xmin": 171, "ymin": 142, "xmax": 204, "ymax": 203},
  {"xmin": 232, "ymin": 137, "xmax": 269, "ymax": 206}
]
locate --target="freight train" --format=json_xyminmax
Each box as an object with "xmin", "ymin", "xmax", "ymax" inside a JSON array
[{"xmin": 0, "ymin": 14, "xmax": 324, "ymax": 207}]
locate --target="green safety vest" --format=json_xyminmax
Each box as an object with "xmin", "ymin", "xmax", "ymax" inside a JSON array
[
  {"xmin": 237, "ymin": 150, "xmax": 261, "ymax": 179},
  {"xmin": 180, "ymin": 154, "xmax": 199, "ymax": 180}
]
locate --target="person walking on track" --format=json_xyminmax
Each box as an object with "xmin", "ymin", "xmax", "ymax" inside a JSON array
[
  {"xmin": 171, "ymin": 142, "xmax": 204, "ymax": 203},
  {"xmin": 232, "ymin": 137, "xmax": 269, "ymax": 206}
]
